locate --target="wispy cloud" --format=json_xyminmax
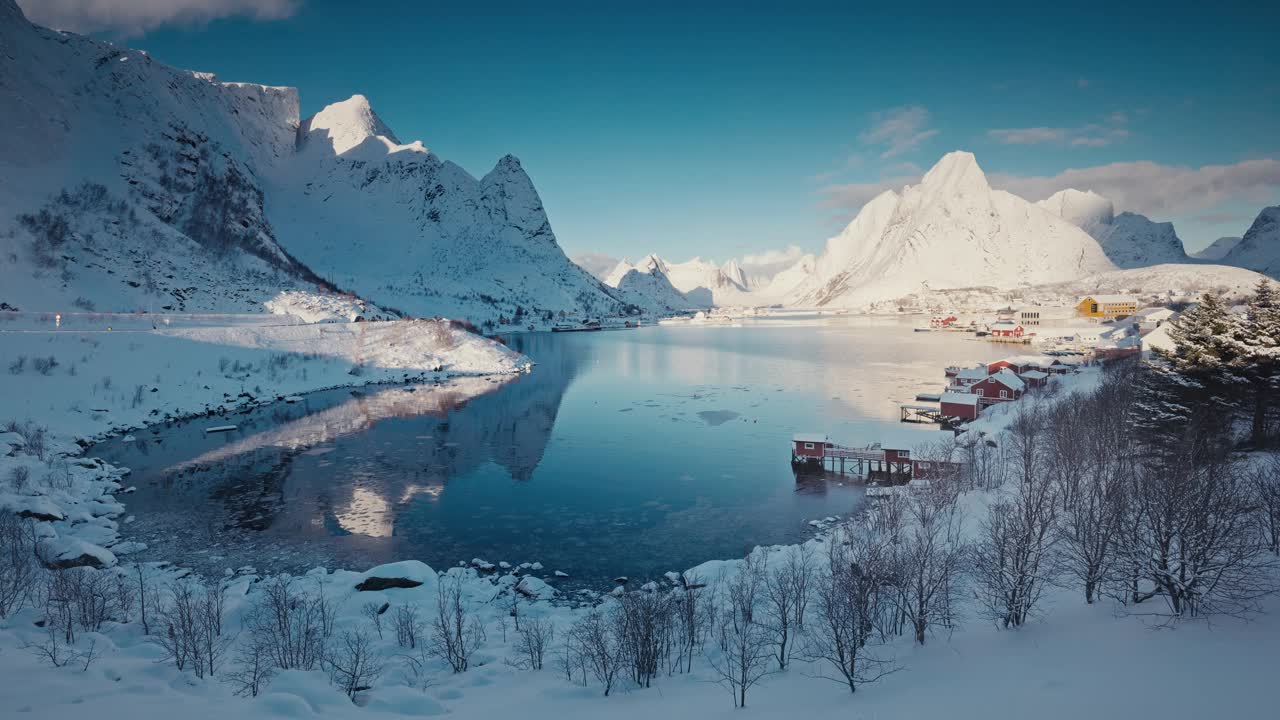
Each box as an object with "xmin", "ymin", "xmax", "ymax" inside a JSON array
[
  {"xmin": 858, "ymin": 106, "xmax": 938, "ymax": 160},
  {"xmin": 987, "ymin": 123, "xmax": 1130, "ymax": 148},
  {"xmin": 17, "ymin": 0, "xmax": 299, "ymax": 37},
  {"xmin": 989, "ymin": 158, "xmax": 1280, "ymax": 217},
  {"xmin": 816, "ymin": 158, "xmax": 1280, "ymax": 224}
]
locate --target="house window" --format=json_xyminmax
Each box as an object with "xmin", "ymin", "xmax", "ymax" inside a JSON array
[
  {"xmin": 1090, "ymin": 303, "xmax": 1098, "ymax": 313},
  {"xmin": 804, "ymin": 442, "xmax": 814, "ymax": 450},
  {"xmin": 975, "ymin": 388, "xmax": 984, "ymax": 396},
  {"xmin": 919, "ymin": 462, "xmax": 931, "ymax": 469},
  {"xmin": 1000, "ymin": 390, "xmax": 1008, "ymax": 398}
]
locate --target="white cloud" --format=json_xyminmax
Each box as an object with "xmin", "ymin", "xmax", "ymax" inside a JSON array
[
  {"xmin": 988, "ymin": 158, "xmax": 1280, "ymax": 217},
  {"xmin": 17, "ymin": 0, "xmax": 299, "ymax": 37},
  {"xmin": 988, "ymin": 124, "xmax": 1129, "ymax": 148},
  {"xmin": 858, "ymin": 106, "xmax": 938, "ymax": 160},
  {"xmin": 816, "ymin": 158, "xmax": 1280, "ymax": 224},
  {"xmin": 570, "ymin": 252, "xmax": 620, "ymax": 281}
]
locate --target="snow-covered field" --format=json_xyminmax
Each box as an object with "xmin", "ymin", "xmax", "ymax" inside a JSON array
[{"xmin": 3, "ymin": 353, "xmax": 1276, "ymax": 719}]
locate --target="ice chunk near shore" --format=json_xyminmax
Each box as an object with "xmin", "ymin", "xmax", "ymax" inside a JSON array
[{"xmin": 515, "ymin": 576, "xmax": 555, "ymax": 600}]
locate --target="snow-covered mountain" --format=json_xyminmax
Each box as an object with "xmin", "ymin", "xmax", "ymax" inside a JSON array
[
  {"xmin": 754, "ymin": 253, "xmax": 816, "ymax": 303},
  {"xmin": 786, "ymin": 151, "xmax": 1116, "ymax": 308},
  {"xmin": 1220, "ymin": 206, "xmax": 1280, "ymax": 279},
  {"xmin": 1192, "ymin": 236, "xmax": 1242, "ymax": 261},
  {"xmin": 0, "ymin": 0, "xmax": 623, "ymax": 322},
  {"xmin": 602, "ymin": 255, "xmax": 700, "ymax": 314},
  {"xmin": 1036, "ymin": 189, "xmax": 1188, "ymax": 268}
]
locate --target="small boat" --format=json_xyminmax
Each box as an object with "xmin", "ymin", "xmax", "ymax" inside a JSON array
[
  {"xmin": 205, "ymin": 425, "xmax": 238, "ymax": 433},
  {"xmin": 551, "ymin": 320, "xmax": 603, "ymax": 333},
  {"xmin": 913, "ymin": 327, "xmax": 932, "ymax": 333}
]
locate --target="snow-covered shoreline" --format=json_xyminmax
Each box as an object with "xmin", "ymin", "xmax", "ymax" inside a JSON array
[{"xmin": 3, "ymin": 323, "xmax": 1279, "ymax": 719}]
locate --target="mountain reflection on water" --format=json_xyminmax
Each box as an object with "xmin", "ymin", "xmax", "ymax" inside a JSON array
[{"xmin": 102, "ymin": 319, "xmax": 1007, "ymax": 587}]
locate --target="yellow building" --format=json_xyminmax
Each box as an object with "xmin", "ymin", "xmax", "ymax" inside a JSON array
[{"xmin": 1075, "ymin": 295, "xmax": 1138, "ymax": 320}]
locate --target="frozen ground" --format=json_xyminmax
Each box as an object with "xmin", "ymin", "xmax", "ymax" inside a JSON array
[{"xmin": 0, "ymin": 328, "xmax": 1275, "ymax": 720}]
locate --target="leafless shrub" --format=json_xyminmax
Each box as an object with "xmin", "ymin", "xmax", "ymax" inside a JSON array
[
  {"xmin": 762, "ymin": 547, "xmax": 811, "ymax": 669},
  {"xmin": 33, "ymin": 356, "xmax": 59, "ymax": 375},
  {"xmin": 430, "ymin": 578, "xmax": 485, "ymax": 673},
  {"xmin": 132, "ymin": 384, "xmax": 146, "ymax": 408},
  {"xmin": 132, "ymin": 562, "xmax": 153, "ymax": 635},
  {"xmin": 152, "ymin": 579, "xmax": 231, "ymax": 678},
  {"xmin": 707, "ymin": 555, "xmax": 773, "ymax": 707},
  {"xmin": 361, "ymin": 600, "xmax": 387, "ymax": 639},
  {"xmin": 327, "ymin": 628, "xmax": 385, "ymax": 699},
  {"xmin": 224, "ymin": 636, "xmax": 276, "ymax": 697},
  {"xmin": 804, "ymin": 520, "xmax": 898, "ymax": 694},
  {"xmin": 1252, "ymin": 455, "xmax": 1280, "ymax": 555},
  {"xmin": 23, "ymin": 624, "xmax": 99, "ymax": 670},
  {"xmin": 1118, "ymin": 452, "xmax": 1277, "ymax": 618},
  {"xmin": 423, "ymin": 319, "xmax": 455, "ymax": 350},
  {"xmin": 565, "ymin": 607, "xmax": 622, "ymax": 696},
  {"xmin": 0, "ymin": 511, "xmax": 40, "ymax": 617},
  {"xmin": 613, "ymin": 589, "xmax": 674, "ymax": 688},
  {"xmin": 972, "ymin": 475, "xmax": 1059, "ymax": 628},
  {"xmin": 8, "ymin": 355, "xmax": 25, "ymax": 374},
  {"xmin": 393, "ymin": 603, "xmax": 421, "ymax": 649},
  {"xmin": 889, "ymin": 486, "xmax": 966, "ymax": 644},
  {"xmin": 244, "ymin": 576, "xmax": 332, "ymax": 672},
  {"xmin": 514, "ymin": 616, "xmax": 555, "ymax": 671},
  {"xmin": 671, "ymin": 574, "xmax": 715, "ymax": 674}
]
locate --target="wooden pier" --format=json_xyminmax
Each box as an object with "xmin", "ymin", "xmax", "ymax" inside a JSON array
[{"xmin": 900, "ymin": 404, "xmax": 945, "ymax": 424}]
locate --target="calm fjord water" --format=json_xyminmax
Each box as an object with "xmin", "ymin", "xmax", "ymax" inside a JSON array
[{"xmin": 100, "ymin": 316, "xmax": 1006, "ymax": 588}]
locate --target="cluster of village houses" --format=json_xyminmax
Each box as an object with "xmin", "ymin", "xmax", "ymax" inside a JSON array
[{"xmin": 791, "ymin": 295, "xmax": 1182, "ymax": 487}]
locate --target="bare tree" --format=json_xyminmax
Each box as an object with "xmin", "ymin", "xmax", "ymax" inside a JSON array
[
  {"xmin": 804, "ymin": 521, "xmax": 898, "ymax": 694},
  {"xmin": 224, "ymin": 637, "xmax": 276, "ymax": 697},
  {"xmin": 430, "ymin": 578, "xmax": 485, "ymax": 673},
  {"xmin": 244, "ymin": 576, "xmax": 331, "ymax": 672},
  {"xmin": 707, "ymin": 555, "xmax": 773, "ymax": 707},
  {"xmin": 0, "ymin": 511, "xmax": 39, "ymax": 618},
  {"xmin": 515, "ymin": 616, "xmax": 555, "ymax": 670},
  {"xmin": 762, "ymin": 547, "xmax": 810, "ymax": 668},
  {"xmin": 327, "ymin": 628, "xmax": 385, "ymax": 700},
  {"xmin": 613, "ymin": 589, "xmax": 674, "ymax": 687},
  {"xmin": 133, "ymin": 562, "xmax": 154, "ymax": 635},
  {"xmin": 972, "ymin": 475, "xmax": 1060, "ymax": 628},
  {"xmin": 153, "ymin": 579, "xmax": 231, "ymax": 678},
  {"xmin": 892, "ymin": 485, "xmax": 966, "ymax": 643},
  {"xmin": 1120, "ymin": 451, "xmax": 1277, "ymax": 618},
  {"xmin": 672, "ymin": 574, "xmax": 715, "ymax": 674},
  {"xmin": 566, "ymin": 608, "xmax": 622, "ymax": 696},
  {"xmin": 1251, "ymin": 455, "xmax": 1280, "ymax": 554},
  {"xmin": 361, "ymin": 600, "xmax": 386, "ymax": 639},
  {"xmin": 393, "ymin": 604, "xmax": 421, "ymax": 649}
]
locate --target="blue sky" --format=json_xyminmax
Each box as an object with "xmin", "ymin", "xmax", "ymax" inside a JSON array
[{"xmin": 31, "ymin": 0, "xmax": 1279, "ymax": 262}]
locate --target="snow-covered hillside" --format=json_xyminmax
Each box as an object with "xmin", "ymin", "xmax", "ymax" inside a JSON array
[
  {"xmin": 1221, "ymin": 206, "xmax": 1280, "ymax": 278},
  {"xmin": 602, "ymin": 255, "xmax": 700, "ymax": 314},
  {"xmin": 787, "ymin": 152, "xmax": 1116, "ymax": 308},
  {"xmin": 0, "ymin": 1, "xmax": 623, "ymax": 323},
  {"xmin": 1193, "ymin": 236, "xmax": 1242, "ymax": 260},
  {"xmin": 1037, "ymin": 189, "xmax": 1189, "ymax": 268}
]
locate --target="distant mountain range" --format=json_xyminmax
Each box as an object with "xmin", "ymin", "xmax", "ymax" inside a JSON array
[{"xmin": 585, "ymin": 153, "xmax": 1276, "ymax": 312}]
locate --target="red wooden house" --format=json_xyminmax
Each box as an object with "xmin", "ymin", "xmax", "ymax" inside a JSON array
[
  {"xmin": 939, "ymin": 391, "xmax": 981, "ymax": 420},
  {"xmin": 1019, "ymin": 369, "xmax": 1049, "ymax": 388},
  {"xmin": 792, "ymin": 433, "xmax": 828, "ymax": 459},
  {"xmin": 970, "ymin": 368, "xmax": 1025, "ymax": 406},
  {"xmin": 988, "ymin": 321, "xmax": 1025, "ymax": 338}
]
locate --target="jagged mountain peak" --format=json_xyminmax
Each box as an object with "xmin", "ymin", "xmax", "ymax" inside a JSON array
[
  {"xmin": 1222, "ymin": 206, "xmax": 1280, "ymax": 278},
  {"xmin": 302, "ymin": 94, "xmax": 405, "ymax": 155},
  {"xmin": 918, "ymin": 150, "xmax": 989, "ymax": 195}
]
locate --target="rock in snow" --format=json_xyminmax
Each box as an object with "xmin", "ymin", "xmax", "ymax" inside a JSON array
[{"xmin": 355, "ymin": 560, "xmax": 436, "ymax": 592}]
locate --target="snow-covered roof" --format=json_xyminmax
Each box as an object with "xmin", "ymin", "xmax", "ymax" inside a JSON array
[
  {"xmin": 793, "ymin": 433, "xmax": 827, "ymax": 443},
  {"xmin": 999, "ymin": 354, "xmax": 1056, "ymax": 366},
  {"xmin": 1078, "ymin": 295, "xmax": 1137, "ymax": 305},
  {"xmin": 990, "ymin": 320, "xmax": 1020, "ymax": 327},
  {"xmin": 1133, "ymin": 307, "xmax": 1176, "ymax": 321},
  {"xmin": 956, "ymin": 367, "xmax": 988, "ymax": 380},
  {"xmin": 1019, "ymin": 370, "xmax": 1049, "ymax": 380},
  {"xmin": 986, "ymin": 368, "xmax": 1026, "ymax": 391},
  {"xmin": 875, "ymin": 428, "xmax": 957, "ymax": 454},
  {"xmin": 940, "ymin": 392, "xmax": 980, "ymax": 406}
]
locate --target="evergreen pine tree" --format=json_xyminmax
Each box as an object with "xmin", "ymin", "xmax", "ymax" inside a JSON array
[{"xmin": 1232, "ymin": 280, "xmax": 1280, "ymax": 446}]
